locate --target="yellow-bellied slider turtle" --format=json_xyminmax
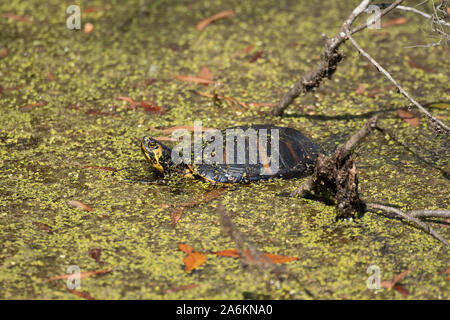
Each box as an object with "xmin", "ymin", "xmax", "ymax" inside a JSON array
[{"xmin": 141, "ymin": 125, "xmax": 319, "ymax": 184}]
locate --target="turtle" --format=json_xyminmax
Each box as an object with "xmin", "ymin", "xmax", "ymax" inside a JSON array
[{"xmin": 141, "ymin": 124, "xmax": 319, "ymax": 184}]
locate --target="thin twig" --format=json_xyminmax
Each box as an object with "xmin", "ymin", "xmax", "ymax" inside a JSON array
[
  {"xmin": 217, "ymin": 203, "xmax": 285, "ymax": 274},
  {"xmin": 274, "ymin": 0, "xmax": 405, "ymax": 116},
  {"xmin": 344, "ymin": 27, "xmax": 450, "ymax": 134},
  {"xmin": 366, "ymin": 203, "xmax": 449, "ymax": 246},
  {"xmin": 396, "ymin": 4, "xmax": 450, "ymax": 27}
]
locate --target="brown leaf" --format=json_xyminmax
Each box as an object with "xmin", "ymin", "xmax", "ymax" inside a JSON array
[
  {"xmin": 438, "ymin": 268, "xmax": 450, "ymax": 274},
  {"xmin": 171, "ymin": 207, "xmax": 184, "ymax": 227},
  {"xmin": 382, "ymin": 17, "xmax": 408, "ymax": 28},
  {"xmin": 66, "ymin": 288, "xmax": 96, "ymax": 300},
  {"xmin": 247, "ymin": 102, "xmax": 277, "ymax": 108},
  {"xmin": 2, "ymin": 13, "xmax": 32, "ymax": 22},
  {"xmin": 0, "ymin": 48, "xmax": 9, "ymax": 59},
  {"xmin": 49, "ymin": 268, "xmax": 112, "ymax": 281},
  {"xmin": 117, "ymin": 96, "xmax": 165, "ymax": 114},
  {"xmin": 393, "ymin": 284, "xmax": 409, "ymax": 298},
  {"xmin": 196, "ymin": 9, "xmax": 235, "ymax": 30},
  {"xmin": 397, "ymin": 109, "xmax": 419, "ymax": 127},
  {"xmin": 158, "ymin": 125, "xmax": 214, "ymax": 134},
  {"xmin": 240, "ymin": 44, "xmax": 255, "ymax": 55},
  {"xmin": 197, "ymin": 66, "xmax": 213, "ymax": 82},
  {"xmin": 89, "ymin": 248, "xmax": 103, "ymax": 264},
  {"xmin": 21, "ymin": 101, "xmax": 48, "ymax": 110},
  {"xmin": 32, "ymin": 221, "xmax": 53, "ymax": 234},
  {"xmin": 68, "ymin": 200, "xmax": 93, "ymax": 212},
  {"xmin": 183, "ymin": 252, "xmax": 207, "ymax": 272},
  {"xmin": 152, "ymin": 136, "xmax": 178, "ymax": 142},
  {"xmin": 408, "ymin": 57, "xmax": 433, "ymax": 73},
  {"xmin": 356, "ymin": 83, "xmax": 367, "ymax": 95},
  {"xmin": 381, "ymin": 270, "xmax": 410, "ymax": 289},
  {"xmin": 84, "ymin": 6, "xmax": 108, "ymax": 14},
  {"xmin": 215, "ymin": 249, "xmax": 298, "ymax": 264},
  {"xmin": 368, "ymin": 88, "xmax": 383, "ymax": 98},
  {"xmin": 174, "ymin": 75, "xmax": 216, "ymax": 85},
  {"xmin": 82, "ymin": 165, "xmax": 117, "ymax": 172},
  {"xmin": 165, "ymin": 284, "xmax": 199, "ymax": 293},
  {"xmin": 83, "ymin": 23, "xmax": 94, "ymax": 33},
  {"xmin": 249, "ymin": 50, "xmax": 264, "ymax": 63}
]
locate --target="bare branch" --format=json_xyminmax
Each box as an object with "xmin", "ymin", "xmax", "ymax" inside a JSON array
[
  {"xmin": 396, "ymin": 4, "xmax": 450, "ymax": 27},
  {"xmin": 409, "ymin": 209, "xmax": 450, "ymax": 218},
  {"xmin": 366, "ymin": 203, "xmax": 449, "ymax": 246},
  {"xmin": 291, "ymin": 116, "xmax": 378, "ymax": 198},
  {"xmin": 343, "ymin": 27, "xmax": 450, "ymax": 134},
  {"xmin": 274, "ymin": 0, "xmax": 405, "ymax": 116}
]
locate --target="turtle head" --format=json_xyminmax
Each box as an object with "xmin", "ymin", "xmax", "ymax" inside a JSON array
[{"xmin": 141, "ymin": 136, "xmax": 173, "ymax": 175}]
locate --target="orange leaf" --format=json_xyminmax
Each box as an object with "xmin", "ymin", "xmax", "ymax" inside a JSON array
[
  {"xmin": 158, "ymin": 125, "xmax": 213, "ymax": 134},
  {"xmin": 397, "ymin": 109, "xmax": 419, "ymax": 127},
  {"xmin": 0, "ymin": 48, "xmax": 9, "ymax": 59},
  {"xmin": 178, "ymin": 243, "xmax": 194, "ymax": 254},
  {"xmin": 381, "ymin": 270, "xmax": 410, "ymax": 289},
  {"xmin": 152, "ymin": 136, "xmax": 178, "ymax": 142},
  {"xmin": 83, "ymin": 23, "xmax": 94, "ymax": 33},
  {"xmin": 240, "ymin": 44, "xmax": 255, "ymax": 55},
  {"xmin": 382, "ymin": 17, "xmax": 407, "ymax": 28},
  {"xmin": 2, "ymin": 13, "xmax": 32, "ymax": 22},
  {"xmin": 21, "ymin": 101, "xmax": 48, "ymax": 110},
  {"xmin": 356, "ymin": 84, "xmax": 367, "ymax": 95},
  {"xmin": 68, "ymin": 200, "xmax": 93, "ymax": 212},
  {"xmin": 439, "ymin": 268, "xmax": 450, "ymax": 274},
  {"xmin": 198, "ymin": 66, "xmax": 213, "ymax": 82},
  {"xmin": 215, "ymin": 249, "xmax": 241, "ymax": 258},
  {"xmin": 66, "ymin": 288, "xmax": 96, "ymax": 300},
  {"xmin": 264, "ymin": 253, "xmax": 299, "ymax": 264},
  {"xmin": 184, "ymin": 252, "xmax": 207, "ymax": 272},
  {"xmin": 117, "ymin": 96, "xmax": 165, "ymax": 113},
  {"xmin": 174, "ymin": 75, "xmax": 216, "ymax": 85},
  {"xmin": 49, "ymin": 268, "xmax": 112, "ymax": 281},
  {"xmin": 196, "ymin": 9, "xmax": 235, "ymax": 30}
]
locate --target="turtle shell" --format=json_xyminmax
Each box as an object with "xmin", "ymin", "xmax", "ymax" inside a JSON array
[{"xmin": 189, "ymin": 125, "xmax": 319, "ymax": 184}]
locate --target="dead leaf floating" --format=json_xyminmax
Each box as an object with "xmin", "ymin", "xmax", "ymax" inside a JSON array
[
  {"xmin": 68, "ymin": 200, "xmax": 93, "ymax": 212},
  {"xmin": 381, "ymin": 270, "xmax": 411, "ymax": 298},
  {"xmin": 382, "ymin": 17, "xmax": 407, "ymax": 28},
  {"xmin": 117, "ymin": 96, "xmax": 165, "ymax": 114},
  {"xmin": 0, "ymin": 48, "xmax": 9, "ymax": 59},
  {"xmin": 397, "ymin": 109, "xmax": 419, "ymax": 127},
  {"xmin": 196, "ymin": 9, "xmax": 235, "ymax": 30},
  {"xmin": 179, "ymin": 243, "xmax": 207, "ymax": 272},
  {"xmin": 2, "ymin": 13, "xmax": 32, "ymax": 22},
  {"xmin": 83, "ymin": 23, "xmax": 94, "ymax": 33},
  {"xmin": 215, "ymin": 249, "xmax": 298, "ymax": 264}
]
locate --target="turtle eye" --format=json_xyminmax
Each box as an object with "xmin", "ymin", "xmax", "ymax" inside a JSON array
[{"xmin": 148, "ymin": 141, "xmax": 157, "ymax": 149}]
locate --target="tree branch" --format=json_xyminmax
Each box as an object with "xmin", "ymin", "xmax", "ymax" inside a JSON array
[
  {"xmin": 273, "ymin": 0, "xmax": 405, "ymax": 116},
  {"xmin": 344, "ymin": 27, "xmax": 450, "ymax": 135},
  {"xmin": 365, "ymin": 203, "xmax": 449, "ymax": 246}
]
